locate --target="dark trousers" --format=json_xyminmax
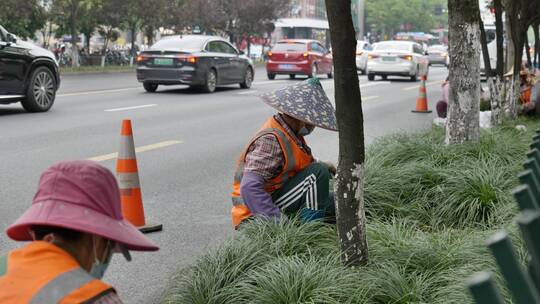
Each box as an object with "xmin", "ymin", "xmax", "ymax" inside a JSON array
[{"xmin": 271, "ymin": 162, "xmax": 336, "ymax": 223}]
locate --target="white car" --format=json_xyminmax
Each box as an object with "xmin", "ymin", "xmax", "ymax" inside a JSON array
[
  {"xmin": 366, "ymin": 40, "xmax": 429, "ymax": 81},
  {"xmin": 355, "ymin": 40, "xmax": 373, "ymax": 74}
]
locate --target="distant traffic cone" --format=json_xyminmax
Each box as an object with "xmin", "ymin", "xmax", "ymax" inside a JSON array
[
  {"xmin": 116, "ymin": 119, "xmax": 162, "ymax": 233},
  {"xmin": 412, "ymin": 75, "xmax": 432, "ymax": 113}
]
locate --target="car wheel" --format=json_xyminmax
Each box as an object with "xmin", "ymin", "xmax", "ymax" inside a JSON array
[
  {"xmin": 143, "ymin": 83, "xmax": 158, "ymax": 92},
  {"xmin": 308, "ymin": 63, "xmax": 317, "ymax": 78},
  {"xmin": 202, "ymin": 69, "xmax": 217, "ymax": 93},
  {"xmin": 367, "ymin": 74, "xmax": 375, "ymax": 81},
  {"xmin": 267, "ymin": 73, "xmax": 276, "ymax": 80},
  {"xmin": 289, "ymin": 74, "xmax": 296, "ymax": 79},
  {"xmin": 361, "ymin": 68, "xmax": 366, "ymax": 75},
  {"xmin": 21, "ymin": 66, "xmax": 56, "ymax": 112},
  {"xmin": 240, "ymin": 67, "xmax": 253, "ymax": 89},
  {"xmin": 327, "ymin": 65, "xmax": 333, "ymax": 79}
]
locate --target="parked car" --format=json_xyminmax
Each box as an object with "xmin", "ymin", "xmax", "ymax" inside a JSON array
[
  {"xmin": 0, "ymin": 25, "xmax": 60, "ymax": 112},
  {"xmin": 427, "ymin": 45, "xmax": 448, "ymax": 67},
  {"xmin": 136, "ymin": 35, "xmax": 254, "ymax": 93},
  {"xmin": 366, "ymin": 40, "xmax": 429, "ymax": 82},
  {"xmin": 266, "ymin": 39, "xmax": 333, "ymax": 80},
  {"xmin": 356, "ymin": 40, "xmax": 373, "ymax": 74}
]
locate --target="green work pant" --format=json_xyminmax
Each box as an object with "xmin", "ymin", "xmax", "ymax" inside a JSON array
[{"xmin": 271, "ymin": 162, "xmax": 336, "ymax": 223}]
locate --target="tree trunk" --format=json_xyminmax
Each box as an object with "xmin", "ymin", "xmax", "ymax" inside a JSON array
[
  {"xmin": 70, "ymin": 1, "xmax": 79, "ymax": 68},
  {"xmin": 324, "ymin": 0, "xmax": 368, "ymax": 267},
  {"xmin": 446, "ymin": 0, "xmax": 481, "ymax": 144},
  {"xmin": 489, "ymin": 0, "xmax": 505, "ymax": 125},
  {"xmin": 247, "ymin": 35, "xmax": 251, "ymax": 57},
  {"xmin": 525, "ymin": 38, "xmax": 532, "ymax": 68},
  {"xmin": 494, "ymin": 0, "xmax": 504, "ymax": 77},
  {"xmin": 505, "ymin": 13, "xmax": 515, "ymax": 76},
  {"xmin": 533, "ymin": 23, "xmax": 539, "ymax": 68},
  {"xmin": 130, "ymin": 25, "xmax": 137, "ymax": 56},
  {"xmin": 479, "ymin": 18, "xmax": 492, "ymax": 76}
]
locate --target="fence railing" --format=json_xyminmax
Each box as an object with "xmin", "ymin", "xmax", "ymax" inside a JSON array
[{"xmin": 467, "ymin": 128, "xmax": 540, "ymax": 304}]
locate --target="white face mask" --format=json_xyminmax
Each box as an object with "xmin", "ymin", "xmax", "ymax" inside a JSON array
[{"xmin": 89, "ymin": 237, "xmax": 112, "ymax": 279}]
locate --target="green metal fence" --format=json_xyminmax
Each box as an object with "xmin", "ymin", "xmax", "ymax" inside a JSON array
[{"xmin": 467, "ymin": 128, "xmax": 540, "ymax": 304}]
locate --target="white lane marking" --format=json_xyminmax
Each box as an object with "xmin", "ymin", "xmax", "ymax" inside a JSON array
[
  {"xmin": 237, "ymin": 90, "xmax": 259, "ymax": 95},
  {"xmin": 57, "ymin": 87, "xmax": 140, "ymax": 97},
  {"xmin": 88, "ymin": 140, "xmax": 183, "ymax": 162},
  {"xmin": 362, "ymin": 96, "xmax": 379, "ymax": 101},
  {"xmin": 252, "ymin": 80, "xmax": 289, "ymax": 85},
  {"xmin": 104, "ymin": 104, "xmax": 157, "ymax": 112},
  {"xmin": 403, "ymin": 80, "xmax": 444, "ymax": 91},
  {"xmin": 360, "ymin": 81, "xmax": 391, "ymax": 88}
]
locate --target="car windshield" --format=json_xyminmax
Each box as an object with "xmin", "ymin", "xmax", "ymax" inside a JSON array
[
  {"xmin": 151, "ymin": 37, "xmax": 205, "ymax": 51},
  {"xmin": 272, "ymin": 42, "xmax": 307, "ymax": 52},
  {"xmin": 428, "ymin": 46, "xmax": 446, "ymax": 52},
  {"xmin": 374, "ymin": 42, "xmax": 411, "ymax": 51}
]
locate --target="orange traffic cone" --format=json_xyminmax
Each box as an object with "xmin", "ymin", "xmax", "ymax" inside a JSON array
[
  {"xmin": 116, "ymin": 120, "xmax": 162, "ymax": 233},
  {"xmin": 412, "ymin": 75, "xmax": 432, "ymax": 113}
]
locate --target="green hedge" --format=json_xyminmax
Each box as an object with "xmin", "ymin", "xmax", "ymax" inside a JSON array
[{"xmin": 162, "ymin": 118, "xmax": 539, "ymax": 304}]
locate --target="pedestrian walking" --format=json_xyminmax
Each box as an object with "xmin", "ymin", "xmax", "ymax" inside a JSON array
[
  {"xmin": 231, "ymin": 78, "xmax": 338, "ymax": 229},
  {"xmin": 0, "ymin": 160, "xmax": 159, "ymax": 304}
]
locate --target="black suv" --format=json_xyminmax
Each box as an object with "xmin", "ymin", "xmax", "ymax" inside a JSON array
[{"xmin": 0, "ymin": 25, "xmax": 60, "ymax": 112}]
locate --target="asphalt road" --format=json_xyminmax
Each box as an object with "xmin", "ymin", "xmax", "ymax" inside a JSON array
[{"xmin": 0, "ymin": 65, "xmax": 449, "ymax": 303}]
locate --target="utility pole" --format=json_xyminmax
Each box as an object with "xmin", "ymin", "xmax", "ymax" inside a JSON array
[{"xmin": 357, "ymin": 0, "xmax": 365, "ymax": 39}]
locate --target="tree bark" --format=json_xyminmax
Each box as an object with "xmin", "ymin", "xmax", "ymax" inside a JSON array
[
  {"xmin": 446, "ymin": 0, "xmax": 481, "ymax": 144},
  {"xmin": 324, "ymin": 0, "xmax": 368, "ymax": 267}
]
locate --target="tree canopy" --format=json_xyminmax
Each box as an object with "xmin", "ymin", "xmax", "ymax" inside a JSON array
[{"xmin": 366, "ymin": 0, "xmax": 447, "ymax": 37}]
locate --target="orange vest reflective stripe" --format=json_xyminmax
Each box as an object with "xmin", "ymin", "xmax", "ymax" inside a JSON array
[
  {"xmin": 0, "ymin": 241, "xmax": 114, "ymax": 304},
  {"xmin": 231, "ymin": 116, "xmax": 314, "ymax": 228}
]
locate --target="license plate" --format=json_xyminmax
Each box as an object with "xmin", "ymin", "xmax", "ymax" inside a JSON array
[
  {"xmin": 382, "ymin": 56, "xmax": 395, "ymax": 62},
  {"xmin": 154, "ymin": 58, "xmax": 174, "ymax": 65},
  {"xmin": 279, "ymin": 64, "xmax": 295, "ymax": 70}
]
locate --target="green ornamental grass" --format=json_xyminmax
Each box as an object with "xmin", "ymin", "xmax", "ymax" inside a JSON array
[{"xmin": 162, "ymin": 118, "xmax": 539, "ymax": 304}]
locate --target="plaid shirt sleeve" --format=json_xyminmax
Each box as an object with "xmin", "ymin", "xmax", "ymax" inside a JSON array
[
  {"xmin": 89, "ymin": 290, "xmax": 124, "ymax": 304},
  {"xmin": 243, "ymin": 134, "xmax": 285, "ymax": 181}
]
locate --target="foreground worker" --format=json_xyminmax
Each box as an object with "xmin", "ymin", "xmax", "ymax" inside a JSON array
[
  {"xmin": 0, "ymin": 160, "xmax": 159, "ymax": 303},
  {"xmin": 231, "ymin": 78, "xmax": 338, "ymax": 228}
]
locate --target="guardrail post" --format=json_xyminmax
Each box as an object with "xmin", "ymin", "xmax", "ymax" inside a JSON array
[
  {"xmin": 517, "ymin": 211, "xmax": 540, "ymax": 293},
  {"xmin": 467, "ymin": 272, "xmax": 505, "ymax": 304},
  {"xmin": 531, "ymin": 140, "xmax": 540, "ymax": 152},
  {"xmin": 524, "ymin": 159, "xmax": 540, "ymax": 184},
  {"xmin": 512, "ymin": 185, "xmax": 540, "ymax": 211},
  {"xmin": 487, "ymin": 231, "xmax": 540, "ymax": 304},
  {"xmin": 518, "ymin": 170, "xmax": 540, "ymax": 203}
]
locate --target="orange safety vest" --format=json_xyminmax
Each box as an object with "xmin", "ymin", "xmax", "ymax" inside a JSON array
[
  {"xmin": 0, "ymin": 241, "xmax": 114, "ymax": 304},
  {"xmin": 231, "ymin": 116, "xmax": 314, "ymax": 228}
]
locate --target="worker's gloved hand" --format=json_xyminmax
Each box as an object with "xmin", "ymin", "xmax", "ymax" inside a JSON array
[{"xmin": 319, "ymin": 160, "xmax": 337, "ymax": 176}]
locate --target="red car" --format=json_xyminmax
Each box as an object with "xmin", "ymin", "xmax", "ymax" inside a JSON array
[{"xmin": 266, "ymin": 39, "xmax": 333, "ymax": 80}]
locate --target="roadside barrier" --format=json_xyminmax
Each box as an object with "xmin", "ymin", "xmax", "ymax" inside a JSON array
[
  {"xmin": 466, "ymin": 128, "xmax": 540, "ymax": 303},
  {"xmin": 412, "ymin": 75, "xmax": 432, "ymax": 113},
  {"xmin": 116, "ymin": 119, "xmax": 162, "ymax": 233}
]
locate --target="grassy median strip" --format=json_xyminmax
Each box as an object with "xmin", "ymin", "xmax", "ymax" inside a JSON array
[{"xmin": 162, "ymin": 118, "xmax": 538, "ymax": 304}]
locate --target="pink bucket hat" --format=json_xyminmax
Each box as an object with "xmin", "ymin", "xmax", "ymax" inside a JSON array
[{"xmin": 6, "ymin": 160, "xmax": 159, "ymax": 253}]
